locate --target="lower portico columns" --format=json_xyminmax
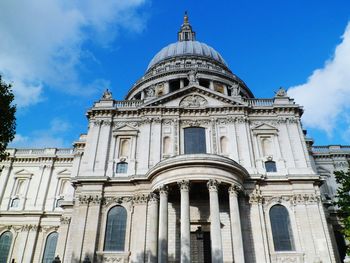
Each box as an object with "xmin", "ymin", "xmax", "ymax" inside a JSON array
[
  {"xmin": 147, "ymin": 193, "xmax": 159, "ymax": 263},
  {"xmin": 158, "ymin": 185, "xmax": 169, "ymax": 263},
  {"xmin": 207, "ymin": 179, "xmax": 224, "ymax": 263},
  {"xmin": 229, "ymin": 184, "xmax": 245, "ymax": 263},
  {"xmin": 178, "ymin": 180, "xmax": 191, "ymax": 263}
]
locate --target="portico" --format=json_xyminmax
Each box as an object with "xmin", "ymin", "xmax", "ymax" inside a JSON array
[{"xmin": 146, "ymin": 154, "xmax": 248, "ymax": 263}]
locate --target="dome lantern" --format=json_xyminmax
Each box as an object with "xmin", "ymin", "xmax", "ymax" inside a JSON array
[{"xmin": 178, "ymin": 11, "xmax": 196, "ymax": 41}]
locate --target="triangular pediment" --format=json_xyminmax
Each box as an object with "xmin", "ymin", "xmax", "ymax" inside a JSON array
[
  {"xmin": 113, "ymin": 124, "xmax": 138, "ymax": 132},
  {"xmin": 142, "ymin": 84, "xmax": 247, "ymax": 108},
  {"xmin": 252, "ymin": 123, "xmax": 278, "ymax": 135},
  {"xmin": 57, "ymin": 169, "xmax": 71, "ymax": 176},
  {"xmin": 14, "ymin": 169, "xmax": 33, "ymax": 178},
  {"xmin": 113, "ymin": 124, "xmax": 139, "ymax": 136},
  {"xmin": 252, "ymin": 123, "xmax": 278, "ymax": 131}
]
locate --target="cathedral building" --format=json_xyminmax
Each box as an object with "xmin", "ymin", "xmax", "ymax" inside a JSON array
[{"xmin": 0, "ymin": 14, "xmax": 348, "ymax": 263}]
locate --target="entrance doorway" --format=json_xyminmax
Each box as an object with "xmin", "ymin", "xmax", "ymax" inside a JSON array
[{"xmin": 190, "ymin": 228, "xmax": 211, "ymax": 263}]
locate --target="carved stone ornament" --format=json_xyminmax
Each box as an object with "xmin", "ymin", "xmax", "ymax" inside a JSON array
[
  {"xmin": 180, "ymin": 94, "xmax": 208, "ymax": 108},
  {"xmin": 187, "ymin": 69, "xmax": 198, "ymax": 84},
  {"xmin": 113, "ymin": 121, "xmax": 140, "ymax": 128},
  {"xmin": 103, "ymin": 196, "xmax": 133, "ymax": 207},
  {"xmin": 133, "ymin": 194, "xmax": 149, "ymax": 205},
  {"xmin": 275, "ymin": 87, "xmax": 287, "ymax": 97},
  {"xmin": 102, "ymin": 89, "xmax": 113, "ymax": 100},
  {"xmin": 78, "ymin": 195, "xmax": 103, "ymax": 205},
  {"xmin": 229, "ymin": 83, "xmax": 241, "ymax": 97},
  {"xmin": 60, "ymin": 216, "xmax": 71, "ymax": 225},
  {"xmin": 181, "ymin": 119, "xmax": 210, "ymax": 127},
  {"xmin": 145, "ymin": 86, "xmax": 155, "ymax": 97}
]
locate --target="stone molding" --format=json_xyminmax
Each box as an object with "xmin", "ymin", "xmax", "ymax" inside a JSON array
[
  {"xmin": 249, "ymin": 193, "xmax": 321, "ymax": 206},
  {"xmin": 78, "ymin": 194, "xmax": 103, "ymax": 205},
  {"xmin": 132, "ymin": 194, "xmax": 149, "ymax": 205},
  {"xmin": 270, "ymin": 252, "xmax": 304, "ymax": 263}
]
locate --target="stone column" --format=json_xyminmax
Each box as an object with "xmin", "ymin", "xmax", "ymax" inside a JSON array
[
  {"xmin": 180, "ymin": 79, "xmax": 184, "ymax": 89},
  {"xmin": 228, "ymin": 184, "xmax": 245, "ymax": 263},
  {"xmin": 147, "ymin": 193, "xmax": 159, "ymax": 263},
  {"xmin": 178, "ymin": 180, "xmax": 190, "ymax": 263},
  {"xmin": 158, "ymin": 185, "xmax": 169, "ymax": 263},
  {"xmin": 207, "ymin": 179, "xmax": 223, "ymax": 263}
]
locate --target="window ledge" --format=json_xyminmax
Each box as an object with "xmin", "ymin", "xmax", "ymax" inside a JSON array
[
  {"xmin": 270, "ymin": 252, "xmax": 304, "ymax": 263},
  {"xmin": 96, "ymin": 251, "xmax": 130, "ymax": 263}
]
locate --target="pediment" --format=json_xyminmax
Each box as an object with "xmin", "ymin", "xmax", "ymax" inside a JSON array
[
  {"xmin": 142, "ymin": 84, "xmax": 247, "ymax": 108},
  {"xmin": 14, "ymin": 169, "xmax": 33, "ymax": 178},
  {"xmin": 252, "ymin": 123, "xmax": 278, "ymax": 135},
  {"xmin": 113, "ymin": 124, "xmax": 139, "ymax": 136},
  {"xmin": 57, "ymin": 169, "xmax": 71, "ymax": 176}
]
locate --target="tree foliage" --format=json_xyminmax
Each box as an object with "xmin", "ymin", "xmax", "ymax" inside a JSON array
[
  {"xmin": 334, "ymin": 166, "xmax": 350, "ymax": 255},
  {"xmin": 0, "ymin": 76, "xmax": 16, "ymax": 161}
]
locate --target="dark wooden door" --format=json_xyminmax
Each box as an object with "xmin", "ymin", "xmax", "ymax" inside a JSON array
[{"xmin": 190, "ymin": 231, "xmax": 211, "ymax": 263}]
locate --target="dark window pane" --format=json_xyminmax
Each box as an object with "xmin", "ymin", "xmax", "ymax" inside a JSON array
[
  {"xmin": 270, "ymin": 205, "xmax": 294, "ymax": 251},
  {"xmin": 42, "ymin": 232, "xmax": 58, "ymax": 263},
  {"xmin": 0, "ymin": 231, "xmax": 12, "ymax": 263},
  {"xmin": 265, "ymin": 161, "xmax": 277, "ymax": 172},
  {"xmin": 184, "ymin": 127, "xmax": 206, "ymax": 154},
  {"xmin": 104, "ymin": 206, "xmax": 127, "ymax": 251},
  {"xmin": 116, "ymin": 162, "xmax": 128, "ymax": 174}
]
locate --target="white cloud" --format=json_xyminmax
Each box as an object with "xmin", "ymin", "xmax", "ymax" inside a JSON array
[
  {"xmin": 288, "ymin": 22, "xmax": 350, "ymax": 135},
  {"xmin": 10, "ymin": 118, "xmax": 72, "ymax": 148},
  {"xmin": 0, "ymin": 0, "xmax": 148, "ymax": 107}
]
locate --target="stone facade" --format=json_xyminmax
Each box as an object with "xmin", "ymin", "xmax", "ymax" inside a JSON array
[{"xmin": 0, "ymin": 14, "xmax": 347, "ymax": 263}]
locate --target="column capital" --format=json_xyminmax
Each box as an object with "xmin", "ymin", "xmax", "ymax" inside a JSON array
[
  {"xmin": 158, "ymin": 185, "xmax": 169, "ymax": 195},
  {"xmin": 228, "ymin": 184, "xmax": 243, "ymax": 196},
  {"xmin": 148, "ymin": 192, "xmax": 159, "ymax": 204},
  {"xmin": 178, "ymin": 180, "xmax": 190, "ymax": 191},
  {"xmin": 207, "ymin": 179, "xmax": 220, "ymax": 192}
]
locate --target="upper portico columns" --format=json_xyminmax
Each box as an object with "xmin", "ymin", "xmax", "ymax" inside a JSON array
[
  {"xmin": 178, "ymin": 180, "xmax": 191, "ymax": 263},
  {"xmin": 207, "ymin": 179, "xmax": 224, "ymax": 263}
]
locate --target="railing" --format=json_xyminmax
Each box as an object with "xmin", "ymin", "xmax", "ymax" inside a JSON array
[
  {"xmin": 56, "ymin": 149, "xmax": 74, "ymax": 155},
  {"xmin": 10, "ymin": 148, "xmax": 74, "ymax": 156},
  {"xmin": 312, "ymin": 145, "xmax": 350, "ymax": 153},
  {"xmin": 114, "ymin": 100, "xmax": 143, "ymax": 108},
  {"xmin": 246, "ymin": 99, "xmax": 274, "ymax": 107}
]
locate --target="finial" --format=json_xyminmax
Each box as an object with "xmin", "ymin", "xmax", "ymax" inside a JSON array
[
  {"xmin": 184, "ymin": 11, "xmax": 189, "ymax": 24},
  {"xmin": 102, "ymin": 89, "xmax": 113, "ymax": 100}
]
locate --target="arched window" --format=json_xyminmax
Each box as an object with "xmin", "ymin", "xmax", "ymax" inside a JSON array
[
  {"xmin": 42, "ymin": 232, "xmax": 58, "ymax": 263},
  {"xmin": 265, "ymin": 160, "xmax": 277, "ymax": 172},
  {"xmin": 11, "ymin": 198, "xmax": 19, "ymax": 208},
  {"xmin": 116, "ymin": 162, "xmax": 128, "ymax": 174},
  {"xmin": 0, "ymin": 231, "xmax": 12, "ymax": 263},
  {"xmin": 184, "ymin": 127, "xmax": 206, "ymax": 154},
  {"xmin": 104, "ymin": 206, "xmax": 127, "ymax": 251},
  {"xmin": 270, "ymin": 205, "xmax": 294, "ymax": 251},
  {"xmin": 55, "ymin": 198, "xmax": 64, "ymax": 208}
]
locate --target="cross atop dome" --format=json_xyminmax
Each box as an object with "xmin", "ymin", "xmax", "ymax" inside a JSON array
[{"xmin": 178, "ymin": 11, "xmax": 196, "ymax": 41}]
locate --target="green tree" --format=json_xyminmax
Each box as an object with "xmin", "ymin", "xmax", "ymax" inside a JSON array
[
  {"xmin": 0, "ymin": 76, "xmax": 16, "ymax": 161},
  {"xmin": 334, "ymin": 166, "xmax": 350, "ymax": 256}
]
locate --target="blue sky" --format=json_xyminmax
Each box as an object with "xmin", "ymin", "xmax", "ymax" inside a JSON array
[{"xmin": 1, "ymin": 0, "xmax": 350, "ymax": 148}]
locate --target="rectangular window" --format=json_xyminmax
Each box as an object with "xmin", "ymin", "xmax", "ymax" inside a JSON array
[{"xmin": 184, "ymin": 127, "xmax": 206, "ymax": 154}]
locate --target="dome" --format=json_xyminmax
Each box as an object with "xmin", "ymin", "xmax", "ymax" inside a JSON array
[{"xmin": 147, "ymin": 40, "xmax": 228, "ymax": 71}]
